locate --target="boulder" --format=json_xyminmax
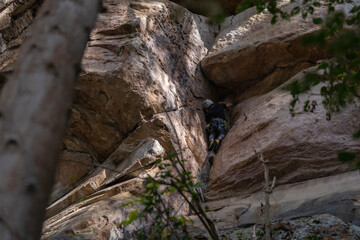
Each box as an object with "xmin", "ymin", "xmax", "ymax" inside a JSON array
[
  {"xmin": 42, "ymin": 180, "xmax": 145, "ymax": 240},
  {"xmin": 46, "ymin": 139, "xmax": 165, "ymax": 219},
  {"xmin": 206, "ymin": 67, "xmax": 360, "ymax": 201},
  {"xmin": 196, "ymin": 170, "xmax": 360, "ymax": 229},
  {"xmin": 1, "ymin": 0, "xmax": 217, "ymax": 201},
  {"xmin": 54, "ymin": 0, "xmax": 217, "ymax": 197},
  {"xmin": 62, "ymin": 0, "xmax": 216, "ymax": 162},
  {"xmin": 200, "ymin": 1, "xmax": 357, "ymax": 101}
]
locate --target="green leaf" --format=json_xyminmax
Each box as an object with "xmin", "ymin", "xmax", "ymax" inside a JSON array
[
  {"xmin": 79, "ymin": 196, "xmax": 88, "ymax": 202},
  {"xmin": 290, "ymin": 99, "xmax": 298, "ymax": 108},
  {"xmin": 307, "ymin": 6, "xmax": 314, "ymax": 14},
  {"xmin": 121, "ymin": 201, "xmax": 134, "ymax": 207},
  {"xmin": 271, "ymin": 15, "xmax": 277, "ymax": 24},
  {"xmin": 303, "ymin": 100, "xmax": 310, "ymax": 112},
  {"xmin": 255, "ymin": 0, "xmax": 266, "ymax": 13},
  {"xmin": 166, "ymin": 152, "xmax": 177, "ymax": 159},
  {"xmin": 346, "ymin": 17, "xmax": 356, "ymax": 25},
  {"xmin": 338, "ymin": 152, "xmax": 356, "ymax": 162},
  {"xmin": 320, "ymin": 86, "xmax": 328, "ymax": 95},
  {"xmin": 317, "ymin": 62, "xmax": 329, "ymax": 70},
  {"xmin": 281, "ymin": 12, "xmax": 290, "ymax": 19},
  {"xmin": 313, "ymin": 17, "xmax": 323, "ymax": 24},
  {"xmin": 71, "ymin": 176, "xmax": 77, "ymax": 184},
  {"xmin": 302, "ymin": 10, "xmax": 308, "ymax": 19},
  {"xmin": 353, "ymin": 128, "xmax": 360, "ymax": 139},
  {"xmin": 291, "ymin": 6, "xmax": 300, "ymax": 15},
  {"xmin": 236, "ymin": 0, "xmax": 251, "ymax": 13}
]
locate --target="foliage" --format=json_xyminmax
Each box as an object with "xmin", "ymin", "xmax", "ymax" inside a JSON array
[
  {"xmin": 286, "ymin": 11, "xmax": 360, "ymax": 117},
  {"xmin": 235, "ymin": 0, "xmax": 360, "ymax": 116},
  {"xmin": 256, "ymin": 228, "xmax": 265, "ymax": 237},
  {"xmin": 338, "ymin": 151, "xmax": 360, "ymax": 167},
  {"xmin": 238, "ymin": 0, "xmax": 360, "ymax": 167},
  {"xmin": 306, "ymin": 234, "xmax": 322, "ymax": 240},
  {"xmin": 120, "ymin": 153, "xmax": 219, "ymax": 240}
]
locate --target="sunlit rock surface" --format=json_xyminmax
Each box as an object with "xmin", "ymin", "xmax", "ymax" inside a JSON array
[
  {"xmin": 200, "ymin": 0, "xmax": 358, "ymax": 102},
  {"xmin": 42, "ymin": 0, "xmax": 216, "ymax": 238},
  {"xmin": 1, "ymin": 0, "xmax": 360, "ymax": 239},
  {"xmin": 206, "ymin": 67, "xmax": 360, "ymax": 201},
  {"xmin": 53, "ymin": 0, "xmax": 216, "ymax": 198},
  {"xmin": 200, "ymin": 171, "xmax": 360, "ymax": 229}
]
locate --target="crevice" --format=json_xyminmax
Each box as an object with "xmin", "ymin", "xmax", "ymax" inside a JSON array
[
  {"xmin": 230, "ymin": 15, "xmax": 235, "ymax": 26},
  {"xmin": 103, "ymin": 162, "xmax": 154, "ymax": 189}
]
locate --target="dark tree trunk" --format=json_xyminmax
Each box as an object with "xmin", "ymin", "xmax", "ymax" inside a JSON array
[{"xmin": 0, "ymin": 0, "xmax": 101, "ymax": 239}]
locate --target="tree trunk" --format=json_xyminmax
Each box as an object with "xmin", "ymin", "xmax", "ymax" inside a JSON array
[{"xmin": 0, "ymin": 0, "xmax": 100, "ymax": 239}]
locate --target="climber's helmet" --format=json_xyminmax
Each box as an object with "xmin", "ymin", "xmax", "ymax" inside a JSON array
[{"xmin": 203, "ymin": 99, "xmax": 214, "ymax": 109}]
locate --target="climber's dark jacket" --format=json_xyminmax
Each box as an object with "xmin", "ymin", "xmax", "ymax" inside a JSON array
[
  {"xmin": 205, "ymin": 103, "xmax": 226, "ymax": 124},
  {"xmin": 205, "ymin": 103, "xmax": 228, "ymax": 144}
]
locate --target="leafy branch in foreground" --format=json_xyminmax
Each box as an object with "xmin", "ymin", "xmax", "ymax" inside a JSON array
[
  {"xmin": 236, "ymin": 0, "xmax": 360, "ymax": 117},
  {"xmin": 238, "ymin": 1, "xmax": 360, "ymax": 164},
  {"xmin": 120, "ymin": 153, "xmax": 219, "ymax": 240},
  {"xmin": 285, "ymin": 10, "xmax": 360, "ymax": 116}
]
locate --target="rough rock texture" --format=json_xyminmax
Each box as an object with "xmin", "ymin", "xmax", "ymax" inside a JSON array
[
  {"xmin": 208, "ymin": 214, "xmax": 360, "ymax": 240},
  {"xmin": 53, "ymin": 0, "xmax": 217, "ymax": 198},
  {"xmin": 43, "ymin": 183, "xmax": 145, "ymax": 240},
  {"xmin": 40, "ymin": 0, "xmax": 216, "ymax": 237},
  {"xmin": 194, "ymin": 171, "xmax": 360, "ymax": 230},
  {"xmin": 200, "ymin": 1, "xmax": 357, "ymax": 102},
  {"xmin": 1, "ymin": 0, "xmax": 360, "ymax": 239},
  {"xmin": 206, "ymin": 67, "xmax": 360, "ymax": 201},
  {"xmin": 0, "ymin": 0, "xmax": 43, "ymax": 74}
]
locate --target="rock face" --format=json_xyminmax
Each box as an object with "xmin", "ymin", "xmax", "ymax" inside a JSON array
[
  {"xmin": 41, "ymin": 0, "xmax": 217, "ymax": 238},
  {"xmin": 207, "ymin": 213, "xmax": 360, "ymax": 240},
  {"xmin": 52, "ymin": 0, "xmax": 217, "ymax": 199},
  {"xmin": 206, "ymin": 67, "xmax": 360, "ymax": 201},
  {"xmin": 1, "ymin": 0, "xmax": 360, "ymax": 239},
  {"xmin": 197, "ymin": 170, "xmax": 360, "ymax": 229},
  {"xmin": 200, "ymin": 0, "xmax": 356, "ymax": 102}
]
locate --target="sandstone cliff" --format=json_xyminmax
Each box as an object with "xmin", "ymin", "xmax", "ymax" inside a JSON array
[{"xmin": 0, "ymin": 0, "xmax": 360, "ymax": 239}]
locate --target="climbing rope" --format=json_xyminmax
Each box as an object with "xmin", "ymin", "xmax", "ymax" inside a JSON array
[{"xmin": 173, "ymin": 146, "xmax": 215, "ymax": 217}]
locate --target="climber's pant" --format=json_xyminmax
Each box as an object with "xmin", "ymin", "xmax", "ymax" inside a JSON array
[{"xmin": 208, "ymin": 118, "xmax": 227, "ymax": 142}]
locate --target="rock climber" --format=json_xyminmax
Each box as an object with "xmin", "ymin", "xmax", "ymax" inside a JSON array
[{"xmin": 203, "ymin": 99, "xmax": 232, "ymax": 153}]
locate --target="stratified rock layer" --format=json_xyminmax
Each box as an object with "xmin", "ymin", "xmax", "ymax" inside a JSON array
[
  {"xmin": 53, "ymin": 0, "xmax": 217, "ymax": 198},
  {"xmin": 40, "ymin": 0, "xmax": 218, "ymax": 237},
  {"xmin": 201, "ymin": 1, "xmax": 357, "ymax": 102},
  {"xmin": 206, "ymin": 68, "xmax": 360, "ymax": 201},
  {"xmin": 199, "ymin": 170, "xmax": 360, "ymax": 229},
  {"xmin": 1, "ymin": 0, "xmax": 360, "ymax": 239}
]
